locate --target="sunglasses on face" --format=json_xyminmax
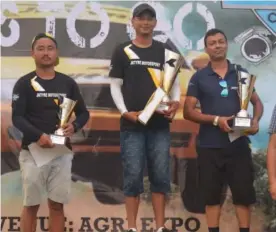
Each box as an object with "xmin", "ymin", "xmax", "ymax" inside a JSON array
[{"xmin": 219, "ymin": 80, "xmax": 228, "ymax": 97}]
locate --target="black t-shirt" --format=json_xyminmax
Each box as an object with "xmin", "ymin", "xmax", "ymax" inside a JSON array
[
  {"xmin": 109, "ymin": 40, "xmax": 171, "ymax": 131},
  {"xmin": 11, "ymin": 71, "xmax": 89, "ymax": 149}
]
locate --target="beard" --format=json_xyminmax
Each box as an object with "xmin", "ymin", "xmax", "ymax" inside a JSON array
[
  {"xmin": 39, "ymin": 63, "xmax": 54, "ymax": 68},
  {"xmin": 137, "ymin": 29, "xmax": 153, "ymax": 37},
  {"xmin": 211, "ymin": 53, "xmax": 226, "ymax": 61},
  {"xmin": 36, "ymin": 58, "xmax": 57, "ymax": 68}
]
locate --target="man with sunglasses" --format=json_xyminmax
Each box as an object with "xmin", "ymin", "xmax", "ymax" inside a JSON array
[{"xmin": 184, "ymin": 28, "xmax": 263, "ymax": 232}]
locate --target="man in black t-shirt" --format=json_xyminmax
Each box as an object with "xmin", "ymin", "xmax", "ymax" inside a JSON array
[
  {"xmin": 109, "ymin": 4, "xmax": 180, "ymax": 232},
  {"xmin": 11, "ymin": 33, "xmax": 89, "ymax": 232}
]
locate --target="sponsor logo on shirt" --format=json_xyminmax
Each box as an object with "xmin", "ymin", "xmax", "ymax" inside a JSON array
[
  {"xmin": 12, "ymin": 94, "xmax": 19, "ymax": 102},
  {"xmin": 130, "ymin": 60, "xmax": 161, "ymax": 68}
]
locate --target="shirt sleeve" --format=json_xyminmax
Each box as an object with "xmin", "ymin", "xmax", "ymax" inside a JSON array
[
  {"xmin": 109, "ymin": 45, "xmax": 125, "ymax": 79},
  {"xmin": 70, "ymin": 80, "xmax": 89, "ymax": 131},
  {"xmin": 110, "ymin": 78, "xmax": 128, "ymax": 114},
  {"xmin": 268, "ymin": 104, "xmax": 276, "ymax": 134},
  {"xmin": 12, "ymin": 78, "xmax": 43, "ymax": 141},
  {"xmin": 108, "ymin": 44, "xmax": 128, "ymax": 114},
  {"xmin": 186, "ymin": 72, "xmax": 200, "ymax": 99}
]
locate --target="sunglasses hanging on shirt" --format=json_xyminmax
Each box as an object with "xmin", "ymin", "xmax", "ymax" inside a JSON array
[{"xmin": 219, "ymin": 80, "xmax": 228, "ymax": 97}]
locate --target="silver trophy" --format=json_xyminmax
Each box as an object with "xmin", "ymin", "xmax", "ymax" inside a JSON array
[
  {"xmin": 50, "ymin": 96, "xmax": 77, "ymax": 144},
  {"xmin": 233, "ymin": 71, "xmax": 256, "ymax": 130},
  {"xmin": 138, "ymin": 49, "xmax": 184, "ymax": 125},
  {"xmin": 156, "ymin": 49, "xmax": 185, "ymax": 112}
]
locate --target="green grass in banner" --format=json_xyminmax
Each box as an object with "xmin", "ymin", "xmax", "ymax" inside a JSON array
[{"xmin": 252, "ymin": 150, "xmax": 276, "ymax": 232}]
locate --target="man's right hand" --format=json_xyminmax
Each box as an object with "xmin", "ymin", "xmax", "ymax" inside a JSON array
[
  {"xmin": 122, "ymin": 111, "xmax": 140, "ymax": 123},
  {"xmin": 37, "ymin": 133, "xmax": 54, "ymax": 148},
  {"xmin": 218, "ymin": 116, "xmax": 234, "ymax": 133}
]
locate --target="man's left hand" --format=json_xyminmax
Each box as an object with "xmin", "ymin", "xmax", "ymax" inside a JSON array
[
  {"xmin": 244, "ymin": 119, "xmax": 259, "ymax": 135},
  {"xmin": 62, "ymin": 123, "xmax": 75, "ymax": 137},
  {"xmin": 163, "ymin": 101, "xmax": 180, "ymax": 120}
]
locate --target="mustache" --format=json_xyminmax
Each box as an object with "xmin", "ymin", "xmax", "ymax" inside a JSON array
[{"xmin": 42, "ymin": 55, "xmax": 51, "ymax": 59}]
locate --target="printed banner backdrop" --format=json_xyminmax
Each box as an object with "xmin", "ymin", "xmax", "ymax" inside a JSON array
[{"xmin": 1, "ymin": 1, "xmax": 276, "ymax": 231}]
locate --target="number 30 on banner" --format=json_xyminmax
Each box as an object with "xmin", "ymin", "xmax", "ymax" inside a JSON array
[{"xmin": 0, "ymin": 1, "xmax": 110, "ymax": 48}]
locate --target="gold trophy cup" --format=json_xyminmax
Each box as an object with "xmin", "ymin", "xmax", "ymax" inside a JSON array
[
  {"xmin": 138, "ymin": 49, "xmax": 185, "ymax": 125},
  {"xmin": 50, "ymin": 96, "xmax": 77, "ymax": 144},
  {"xmin": 233, "ymin": 71, "xmax": 256, "ymax": 130},
  {"xmin": 156, "ymin": 49, "xmax": 185, "ymax": 112}
]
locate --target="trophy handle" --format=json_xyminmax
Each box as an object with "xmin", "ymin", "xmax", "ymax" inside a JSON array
[
  {"xmin": 159, "ymin": 70, "xmax": 165, "ymax": 89},
  {"xmin": 235, "ymin": 65, "xmax": 242, "ymax": 107},
  {"xmin": 242, "ymin": 75, "xmax": 256, "ymax": 110},
  {"xmin": 162, "ymin": 56, "xmax": 185, "ymax": 92},
  {"xmin": 235, "ymin": 65, "xmax": 256, "ymax": 110},
  {"xmin": 60, "ymin": 101, "xmax": 78, "ymax": 126}
]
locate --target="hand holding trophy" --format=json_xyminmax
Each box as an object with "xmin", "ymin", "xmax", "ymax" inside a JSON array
[
  {"xmin": 138, "ymin": 49, "xmax": 185, "ymax": 125},
  {"xmin": 50, "ymin": 96, "xmax": 77, "ymax": 145},
  {"xmin": 232, "ymin": 70, "xmax": 256, "ymax": 130}
]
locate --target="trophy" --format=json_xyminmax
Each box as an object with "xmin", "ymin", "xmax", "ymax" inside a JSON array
[
  {"xmin": 232, "ymin": 71, "xmax": 256, "ymax": 130},
  {"xmin": 156, "ymin": 49, "xmax": 185, "ymax": 112},
  {"xmin": 138, "ymin": 49, "xmax": 185, "ymax": 125},
  {"xmin": 50, "ymin": 96, "xmax": 77, "ymax": 145}
]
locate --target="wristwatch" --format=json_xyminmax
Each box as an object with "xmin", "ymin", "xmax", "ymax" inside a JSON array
[{"xmin": 213, "ymin": 116, "xmax": 219, "ymax": 126}]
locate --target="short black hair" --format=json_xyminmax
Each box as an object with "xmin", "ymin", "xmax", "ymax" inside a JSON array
[
  {"xmin": 204, "ymin": 28, "xmax": 227, "ymax": 47},
  {"xmin": 31, "ymin": 33, "xmax": 58, "ymax": 50}
]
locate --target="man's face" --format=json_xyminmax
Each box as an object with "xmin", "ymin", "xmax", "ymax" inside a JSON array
[
  {"xmin": 32, "ymin": 38, "xmax": 58, "ymax": 68},
  {"xmin": 205, "ymin": 33, "xmax": 228, "ymax": 61},
  {"xmin": 132, "ymin": 11, "xmax": 157, "ymax": 36}
]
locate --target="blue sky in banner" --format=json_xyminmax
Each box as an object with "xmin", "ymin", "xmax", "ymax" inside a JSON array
[
  {"xmin": 222, "ymin": 0, "xmax": 276, "ymax": 8},
  {"xmin": 222, "ymin": 0, "xmax": 276, "ymax": 35},
  {"xmin": 254, "ymin": 10, "xmax": 276, "ymax": 35}
]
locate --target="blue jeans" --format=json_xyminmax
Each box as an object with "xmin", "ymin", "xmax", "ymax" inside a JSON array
[{"xmin": 120, "ymin": 128, "xmax": 171, "ymax": 196}]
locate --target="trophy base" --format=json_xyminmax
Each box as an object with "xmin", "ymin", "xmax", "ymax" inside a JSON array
[
  {"xmin": 156, "ymin": 95, "xmax": 170, "ymax": 112},
  {"xmin": 232, "ymin": 116, "xmax": 252, "ymax": 130},
  {"xmin": 50, "ymin": 134, "xmax": 66, "ymax": 145},
  {"xmin": 156, "ymin": 103, "xmax": 169, "ymax": 112}
]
